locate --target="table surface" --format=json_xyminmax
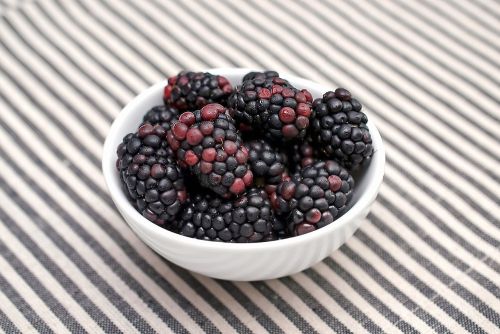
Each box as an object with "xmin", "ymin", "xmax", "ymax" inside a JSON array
[{"xmin": 0, "ymin": 0, "xmax": 499, "ymax": 333}]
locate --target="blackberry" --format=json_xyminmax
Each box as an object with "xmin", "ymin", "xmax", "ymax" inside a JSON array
[
  {"xmin": 288, "ymin": 140, "xmax": 316, "ymax": 172},
  {"xmin": 242, "ymin": 70, "xmax": 280, "ymax": 83},
  {"xmin": 142, "ymin": 104, "xmax": 179, "ymax": 130},
  {"xmin": 272, "ymin": 160, "xmax": 354, "ymax": 236},
  {"xmin": 228, "ymin": 76, "xmax": 313, "ymax": 141},
  {"xmin": 311, "ymin": 88, "xmax": 373, "ymax": 169},
  {"xmin": 164, "ymin": 71, "xmax": 233, "ymax": 111},
  {"xmin": 116, "ymin": 124, "xmax": 187, "ymax": 228},
  {"xmin": 167, "ymin": 104, "xmax": 253, "ymax": 198},
  {"xmin": 245, "ymin": 139, "xmax": 287, "ymax": 185},
  {"xmin": 178, "ymin": 188, "xmax": 277, "ymax": 242}
]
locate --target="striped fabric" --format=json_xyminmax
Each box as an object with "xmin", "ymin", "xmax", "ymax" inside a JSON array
[{"xmin": 0, "ymin": 0, "xmax": 499, "ymax": 332}]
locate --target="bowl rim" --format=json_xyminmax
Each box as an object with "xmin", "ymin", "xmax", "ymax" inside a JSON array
[{"xmin": 102, "ymin": 68, "xmax": 385, "ymax": 251}]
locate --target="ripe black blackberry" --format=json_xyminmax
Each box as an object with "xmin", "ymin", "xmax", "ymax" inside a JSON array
[
  {"xmin": 311, "ymin": 88, "xmax": 373, "ymax": 169},
  {"xmin": 242, "ymin": 70, "xmax": 279, "ymax": 83},
  {"xmin": 228, "ymin": 76, "xmax": 313, "ymax": 141},
  {"xmin": 167, "ymin": 104, "xmax": 253, "ymax": 198},
  {"xmin": 288, "ymin": 140, "xmax": 316, "ymax": 172},
  {"xmin": 164, "ymin": 71, "xmax": 233, "ymax": 111},
  {"xmin": 245, "ymin": 139, "xmax": 287, "ymax": 185},
  {"xmin": 272, "ymin": 160, "xmax": 354, "ymax": 236},
  {"xmin": 178, "ymin": 188, "xmax": 277, "ymax": 242},
  {"xmin": 142, "ymin": 104, "xmax": 179, "ymax": 130},
  {"xmin": 116, "ymin": 124, "xmax": 187, "ymax": 229}
]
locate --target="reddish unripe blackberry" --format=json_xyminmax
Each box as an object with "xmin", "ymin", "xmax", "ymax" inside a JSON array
[
  {"xmin": 163, "ymin": 71, "xmax": 233, "ymax": 111},
  {"xmin": 245, "ymin": 139, "xmax": 287, "ymax": 185},
  {"xmin": 142, "ymin": 104, "xmax": 179, "ymax": 130},
  {"xmin": 167, "ymin": 104, "xmax": 253, "ymax": 198},
  {"xmin": 228, "ymin": 76, "xmax": 313, "ymax": 141},
  {"xmin": 274, "ymin": 160, "xmax": 354, "ymax": 236},
  {"xmin": 242, "ymin": 70, "xmax": 280, "ymax": 83},
  {"xmin": 178, "ymin": 188, "xmax": 278, "ymax": 242},
  {"xmin": 311, "ymin": 88, "xmax": 373, "ymax": 169},
  {"xmin": 116, "ymin": 124, "xmax": 187, "ymax": 229}
]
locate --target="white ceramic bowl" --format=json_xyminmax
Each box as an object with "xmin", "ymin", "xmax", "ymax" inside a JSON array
[{"xmin": 102, "ymin": 68, "xmax": 385, "ymax": 281}]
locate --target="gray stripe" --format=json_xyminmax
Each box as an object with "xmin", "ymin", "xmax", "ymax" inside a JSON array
[
  {"xmin": 371, "ymin": 214, "xmax": 500, "ymax": 327},
  {"xmin": 299, "ymin": 270, "xmax": 383, "ymax": 333},
  {"xmin": 0, "ymin": 271, "xmax": 54, "ymax": 334},
  {"xmin": 0, "ymin": 240, "xmax": 85, "ymax": 334},
  {"xmin": 0, "ymin": 201, "xmax": 122, "ymax": 333},
  {"xmin": 320, "ymin": 259, "xmax": 418, "ymax": 333},
  {"xmin": 339, "ymin": 246, "xmax": 451, "ymax": 333},
  {"xmin": 0, "ymin": 308, "xmax": 21, "ymax": 334},
  {"xmin": 251, "ymin": 282, "xmax": 320, "ymax": 334},
  {"xmin": 356, "ymin": 228, "xmax": 487, "ymax": 333}
]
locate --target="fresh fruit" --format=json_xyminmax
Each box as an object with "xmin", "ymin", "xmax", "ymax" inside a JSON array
[
  {"xmin": 311, "ymin": 88, "xmax": 373, "ymax": 169},
  {"xmin": 178, "ymin": 188, "xmax": 276, "ymax": 242},
  {"xmin": 288, "ymin": 140, "xmax": 316, "ymax": 172},
  {"xmin": 245, "ymin": 139, "xmax": 287, "ymax": 185},
  {"xmin": 242, "ymin": 70, "xmax": 280, "ymax": 82},
  {"xmin": 116, "ymin": 124, "xmax": 187, "ymax": 228},
  {"xmin": 142, "ymin": 104, "xmax": 179, "ymax": 130},
  {"xmin": 273, "ymin": 160, "xmax": 354, "ymax": 236},
  {"xmin": 167, "ymin": 103, "xmax": 253, "ymax": 198},
  {"xmin": 163, "ymin": 71, "xmax": 233, "ymax": 111},
  {"xmin": 228, "ymin": 76, "xmax": 313, "ymax": 141}
]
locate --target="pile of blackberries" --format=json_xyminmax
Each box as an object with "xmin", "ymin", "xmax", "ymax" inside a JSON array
[{"xmin": 116, "ymin": 70, "xmax": 372, "ymax": 242}]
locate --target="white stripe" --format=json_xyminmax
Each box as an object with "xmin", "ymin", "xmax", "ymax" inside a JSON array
[
  {"xmin": 412, "ymin": 0, "xmax": 500, "ymax": 56},
  {"xmin": 0, "ymin": 256, "xmax": 69, "ymax": 334},
  {"xmin": 0, "ymin": 148, "xmax": 180, "ymax": 333},
  {"xmin": 0, "ymin": 43, "xmax": 104, "ymax": 157},
  {"xmin": 291, "ymin": 272, "xmax": 369, "ymax": 333},
  {"xmin": 380, "ymin": 173, "xmax": 500, "ymax": 284},
  {"xmin": 192, "ymin": 275, "xmax": 269, "ymax": 333},
  {"xmin": 264, "ymin": 279, "xmax": 337, "ymax": 333},
  {"xmin": 0, "ymin": 200, "xmax": 112, "ymax": 334},
  {"xmin": 0, "ymin": 289, "xmax": 37, "ymax": 334},
  {"xmin": 364, "ymin": 218, "xmax": 498, "ymax": 332},
  {"xmin": 308, "ymin": 263, "xmax": 397, "ymax": 332},
  {"xmin": 74, "ymin": 0, "xmax": 178, "ymax": 75},
  {"xmin": 371, "ymin": 0, "xmax": 500, "ymax": 80},
  {"xmin": 349, "ymin": 234, "xmax": 462, "ymax": 330},
  {"xmin": 436, "ymin": 0, "xmax": 500, "ymax": 35},
  {"xmin": 101, "ymin": 0, "xmax": 211, "ymax": 70},
  {"xmin": 221, "ymin": 0, "xmax": 500, "ymax": 172},
  {"xmin": 24, "ymin": 2, "xmax": 135, "ymax": 104},
  {"xmin": 260, "ymin": 0, "xmax": 500, "ymax": 156},
  {"xmin": 334, "ymin": 251, "xmax": 435, "ymax": 333},
  {"xmin": 308, "ymin": 1, "xmax": 500, "ymax": 126},
  {"xmin": 373, "ymin": 198, "xmax": 499, "ymax": 305},
  {"xmin": 476, "ymin": 0, "xmax": 500, "ymax": 17},
  {"xmin": 39, "ymin": 0, "xmax": 149, "ymax": 94},
  {"xmin": 2, "ymin": 13, "xmax": 113, "ymax": 129},
  {"xmin": 233, "ymin": 282, "xmax": 299, "ymax": 331},
  {"xmin": 384, "ymin": 140, "xmax": 500, "ymax": 234},
  {"xmin": 0, "ymin": 100, "xmax": 233, "ymax": 333},
  {"xmin": 337, "ymin": 0, "xmax": 500, "ymax": 99},
  {"xmin": 58, "ymin": 0, "xmax": 163, "ymax": 83}
]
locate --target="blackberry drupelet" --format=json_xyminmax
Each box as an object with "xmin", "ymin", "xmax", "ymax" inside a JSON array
[
  {"xmin": 228, "ymin": 76, "xmax": 313, "ymax": 141},
  {"xmin": 142, "ymin": 104, "xmax": 179, "ymax": 130},
  {"xmin": 245, "ymin": 139, "xmax": 287, "ymax": 185},
  {"xmin": 167, "ymin": 103, "xmax": 253, "ymax": 198},
  {"xmin": 242, "ymin": 70, "xmax": 280, "ymax": 83},
  {"xmin": 178, "ymin": 188, "xmax": 278, "ymax": 242},
  {"xmin": 164, "ymin": 71, "xmax": 233, "ymax": 111},
  {"xmin": 116, "ymin": 124, "xmax": 187, "ymax": 229},
  {"xmin": 288, "ymin": 140, "xmax": 316, "ymax": 172},
  {"xmin": 272, "ymin": 160, "xmax": 354, "ymax": 236},
  {"xmin": 311, "ymin": 88, "xmax": 373, "ymax": 169}
]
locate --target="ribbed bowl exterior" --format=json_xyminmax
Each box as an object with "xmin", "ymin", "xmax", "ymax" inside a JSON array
[{"xmin": 103, "ymin": 68, "xmax": 385, "ymax": 281}]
